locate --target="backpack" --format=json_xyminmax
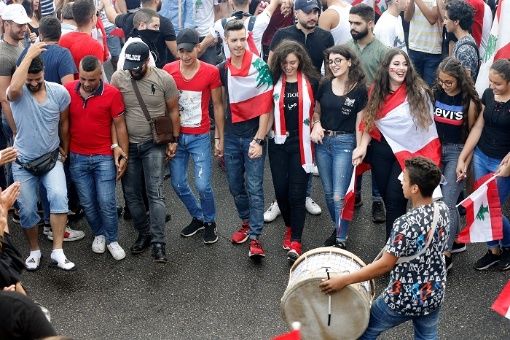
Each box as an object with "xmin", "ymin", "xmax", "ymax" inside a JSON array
[{"xmin": 456, "ymin": 39, "xmax": 481, "ymax": 81}]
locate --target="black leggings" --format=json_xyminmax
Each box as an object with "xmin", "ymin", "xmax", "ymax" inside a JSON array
[
  {"xmin": 367, "ymin": 139, "xmax": 408, "ymax": 238},
  {"xmin": 268, "ymin": 138, "xmax": 310, "ymax": 242}
]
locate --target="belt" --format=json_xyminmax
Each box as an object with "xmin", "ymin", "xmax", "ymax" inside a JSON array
[{"xmin": 324, "ymin": 130, "xmax": 351, "ymax": 136}]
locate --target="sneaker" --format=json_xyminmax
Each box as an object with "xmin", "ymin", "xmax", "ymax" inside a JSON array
[
  {"xmin": 249, "ymin": 239, "xmax": 266, "ymax": 258},
  {"xmin": 47, "ymin": 225, "xmax": 85, "ymax": 242},
  {"xmin": 498, "ymin": 248, "xmax": 510, "ymax": 271},
  {"xmin": 92, "ymin": 235, "xmax": 106, "ymax": 254},
  {"xmin": 283, "ymin": 227, "xmax": 291, "ymax": 250},
  {"xmin": 42, "ymin": 223, "xmax": 51, "ymax": 236},
  {"xmin": 323, "ymin": 229, "xmax": 337, "ymax": 247},
  {"xmin": 305, "ymin": 197, "xmax": 322, "ymax": 215},
  {"xmin": 25, "ymin": 254, "xmax": 41, "ymax": 271},
  {"xmin": 68, "ymin": 207, "xmax": 84, "ymax": 221},
  {"xmin": 49, "ymin": 255, "xmax": 76, "ymax": 271},
  {"xmin": 371, "ymin": 201, "xmax": 386, "ymax": 223},
  {"xmin": 334, "ymin": 241, "xmax": 346, "ymax": 249},
  {"xmin": 180, "ymin": 218, "xmax": 204, "ymax": 237},
  {"xmin": 474, "ymin": 250, "xmax": 501, "ymax": 270},
  {"xmin": 203, "ymin": 222, "xmax": 218, "ymax": 244},
  {"xmin": 451, "ymin": 242, "xmax": 467, "ymax": 254},
  {"xmin": 107, "ymin": 242, "xmax": 126, "ymax": 261},
  {"xmin": 287, "ymin": 241, "xmax": 302, "ymax": 263},
  {"xmin": 152, "ymin": 243, "xmax": 168, "ymax": 263},
  {"xmin": 354, "ymin": 193, "xmax": 363, "ymax": 208},
  {"xmin": 312, "ymin": 165, "xmax": 319, "ymax": 177},
  {"xmin": 264, "ymin": 201, "xmax": 281, "ymax": 222},
  {"xmin": 11, "ymin": 210, "xmax": 20, "ymax": 224},
  {"xmin": 445, "ymin": 255, "xmax": 453, "ymax": 272},
  {"xmin": 231, "ymin": 222, "xmax": 250, "ymax": 244}
]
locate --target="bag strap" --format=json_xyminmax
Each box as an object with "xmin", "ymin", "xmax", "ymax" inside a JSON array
[
  {"xmin": 247, "ymin": 15, "xmax": 256, "ymax": 32},
  {"xmin": 130, "ymin": 78, "xmax": 152, "ymax": 122}
]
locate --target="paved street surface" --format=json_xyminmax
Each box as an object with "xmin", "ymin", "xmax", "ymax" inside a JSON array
[{"xmin": 8, "ymin": 158, "xmax": 510, "ymax": 340}]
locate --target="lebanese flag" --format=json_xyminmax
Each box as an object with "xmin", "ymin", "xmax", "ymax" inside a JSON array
[
  {"xmin": 373, "ymin": 84, "xmax": 441, "ymax": 170},
  {"xmin": 479, "ymin": 2, "xmax": 493, "ymax": 58},
  {"xmin": 476, "ymin": 0, "xmax": 510, "ymax": 95},
  {"xmin": 350, "ymin": 0, "xmax": 386, "ymax": 14},
  {"xmin": 341, "ymin": 163, "xmax": 371, "ymax": 221},
  {"xmin": 492, "ymin": 281, "xmax": 510, "ymax": 320},
  {"xmin": 226, "ymin": 51, "xmax": 273, "ymax": 123},
  {"xmin": 456, "ymin": 174, "xmax": 503, "ymax": 243},
  {"xmin": 272, "ymin": 330, "xmax": 300, "ymax": 340}
]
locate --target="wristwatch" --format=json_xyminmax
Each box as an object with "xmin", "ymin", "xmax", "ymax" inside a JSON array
[
  {"xmin": 170, "ymin": 135, "xmax": 180, "ymax": 144},
  {"xmin": 111, "ymin": 143, "xmax": 119, "ymax": 150},
  {"xmin": 253, "ymin": 138, "xmax": 265, "ymax": 146}
]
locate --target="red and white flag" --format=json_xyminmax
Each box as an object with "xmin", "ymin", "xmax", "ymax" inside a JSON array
[
  {"xmin": 492, "ymin": 280, "xmax": 510, "ymax": 320},
  {"xmin": 349, "ymin": 0, "xmax": 386, "ymax": 14},
  {"xmin": 456, "ymin": 174, "xmax": 503, "ymax": 243},
  {"xmin": 226, "ymin": 51, "xmax": 273, "ymax": 123},
  {"xmin": 479, "ymin": 2, "xmax": 493, "ymax": 58},
  {"xmin": 476, "ymin": 0, "xmax": 510, "ymax": 95},
  {"xmin": 373, "ymin": 84, "xmax": 441, "ymax": 170},
  {"xmin": 271, "ymin": 330, "xmax": 300, "ymax": 340},
  {"xmin": 341, "ymin": 163, "xmax": 371, "ymax": 221}
]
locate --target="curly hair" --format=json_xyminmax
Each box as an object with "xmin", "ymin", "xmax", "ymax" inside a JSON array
[
  {"xmin": 269, "ymin": 39, "xmax": 320, "ymax": 83},
  {"xmin": 323, "ymin": 44, "xmax": 366, "ymax": 89},
  {"xmin": 363, "ymin": 49, "xmax": 433, "ymax": 132},
  {"xmin": 432, "ymin": 57, "xmax": 482, "ymax": 142},
  {"xmin": 405, "ymin": 156, "xmax": 442, "ymax": 197}
]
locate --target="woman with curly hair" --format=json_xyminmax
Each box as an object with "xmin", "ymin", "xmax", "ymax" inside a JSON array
[
  {"xmin": 311, "ymin": 45, "xmax": 367, "ymax": 249},
  {"xmin": 268, "ymin": 40, "xmax": 320, "ymax": 262},
  {"xmin": 353, "ymin": 48, "xmax": 441, "ymax": 238},
  {"xmin": 432, "ymin": 57, "xmax": 482, "ymax": 270}
]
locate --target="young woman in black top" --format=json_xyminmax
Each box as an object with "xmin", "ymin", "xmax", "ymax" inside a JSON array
[
  {"xmin": 457, "ymin": 59, "xmax": 510, "ymax": 271},
  {"xmin": 268, "ymin": 40, "xmax": 320, "ymax": 263},
  {"xmin": 433, "ymin": 57, "xmax": 481, "ymax": 270},
  {"xmin": 311, "ymin": 45, "xmax": 367, "ymax": 249}
]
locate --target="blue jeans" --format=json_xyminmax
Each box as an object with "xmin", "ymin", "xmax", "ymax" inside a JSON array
[
  {"xmin": 170, "ymin": 133, "xmax": 215, "ymax": 223},
  {"xmin": 408, "ymin": 50, "xmax": 442, "ymax": 86},
  {"xmin": 315, "ymin": 134, "xmax": 355, "ymax": 241},
  {"xmin": 69, "ymin": 153, "xmax": 119, "ymax": 243},
  {"xmin": 224, "ymin": 134, "xmax": 265, "ymax": 239},
  {"xmin": 473, "ymin": 147, "xmax": 510, "ymax": 248},
  {"xmin": 122, "ymin": 141, "xmax": 167, "ymax": 244},
  {"xmin": 440, "ymin": 144, "xmax": 465, "ymax": 250},
  {"xmin": 360, "ymin": 296, "xmax": 441, "ymax": 340}
]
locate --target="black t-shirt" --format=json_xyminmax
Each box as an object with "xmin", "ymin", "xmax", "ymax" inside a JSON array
[
  {"xmin": 282, "ymin": 80, "xmax": 319, "ymax": 132},
  {"xmin": 115, "ymin": 12, "xmax": 176, "ymax": 67},
  {"xmin": 270, "ymin": 25, "xmax": 334, "ymax": 72},
  {"xmin": 218, "ymin": 61, "xmax": 260, "ymax": 137},
  {"xmin": 433, "ymin": 89, "xmax": 466, "ymax": 145},
  {"xmin": 479, "ymin": 88, "xmax": 510, "ymax": 159},
  {"xmin": 0, "ymin": 291, "xmax": 57, "ymax": 340},
  {"xmin": 316, "ymin": 81, "xmax": 368, "ymax": 132},
  {"xmin": 0, "ymin": 233, "xmax": 24, "ymax": 289}
]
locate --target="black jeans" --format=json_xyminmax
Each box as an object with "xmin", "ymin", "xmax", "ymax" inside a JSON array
[
  {"xmin": 268, "ymin": 137, "xmax": 310, "ymax": 242},
  {"xmin": 367, "ymin": 139, "xmax": 407, "ymax": 238}
]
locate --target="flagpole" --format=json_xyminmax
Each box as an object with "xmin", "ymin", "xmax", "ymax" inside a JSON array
[{"xmin": 456, "ymin": 174, "xmax": 498, "ymax": 208}]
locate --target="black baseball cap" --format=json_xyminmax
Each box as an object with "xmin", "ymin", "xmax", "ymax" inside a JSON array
[
  {"xmin": 123, "ymin": 41, "xmax": 150, "ymax": 71},
  {"xmin": 176, "ymin": 28, "xmax": 200, "ymax": 52},
  {"xmin": 294, "ymin": 0, "xmax": 320, "ymax": 13}
]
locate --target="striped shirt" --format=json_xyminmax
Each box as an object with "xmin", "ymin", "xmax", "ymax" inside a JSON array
[
  {"xmin": 408, "ymin": 0, "xmax": 442, "ymax": 54},
  {"xmin": 40, "ymin": 0, "xmax": 55, "ymax": 17}
]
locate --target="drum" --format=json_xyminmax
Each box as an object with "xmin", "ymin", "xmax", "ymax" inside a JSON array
[{"xmin": 281, "ymin": 247, "xmax": 375, "ymax": 340}]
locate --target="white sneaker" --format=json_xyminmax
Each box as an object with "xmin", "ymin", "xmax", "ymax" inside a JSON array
[
  {"xmin": 107, "ymin": 242, "xmax": 126, "ymax": 261},
  {"xmin": 312, "ymin": 164, "xmax": 319, "ymax": 176},
  {"xmin": 49, "ymin": 254, "xmax": 76, "ymax": 271},
  {"xmin": 305, "ymin": 197, "xmax": 322, "ymax": 215},
  {"xmin": 42, "ymin": 224, "xmax": 51, "ymax": 236},
  {"xmin": 25, "ymin": 254, "xmax": 41, "ymax": 271},
  {"xmin": 264, "ymin": 201, "xmax": 281, "ymax": 222},
  {"xmin": 47, "ymin": 225, "xmax": 85, "ymax": 242},
  {"xmin": 92, "ymin": 235, "xmax": 106, "ymax": 254}
]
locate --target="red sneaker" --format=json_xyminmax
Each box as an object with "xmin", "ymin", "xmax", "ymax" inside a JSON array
[
  {"xmin": 249, "ymin": 239, "xmax": 265, "ymax": 258},
  {"xmin": 231, "ymin": 222, "xmax": 250, "ymax": 244},
  {"xmin": 287, "ymin": 241, "xmax": 302, "ymax": 263},
  {"xmin": 282, "ymin": 226, "xmax": 291, "ymax": 250}
]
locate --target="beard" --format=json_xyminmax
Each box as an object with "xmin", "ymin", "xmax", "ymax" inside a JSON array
[
  {"xmin": 350, "ymin": 28, "xmax": 369, "ymax": 41},
  {"xmin": 26, "ymin": 82, "xmax": 43, "ymax": 93},
  {"xmin": 130, "ymin": 68, "xmax": 147, "ymax": 80},
  {"xmin": 298, "ymin": 19, "xmax": 317, "ymax": 30}
]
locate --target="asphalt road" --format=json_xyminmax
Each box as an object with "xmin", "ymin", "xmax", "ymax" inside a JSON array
[{"xmin": 7, "ymin": 156, "xmax": 510, "ymax": 340}]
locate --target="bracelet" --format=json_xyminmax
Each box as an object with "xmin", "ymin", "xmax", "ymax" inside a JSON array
[
  {"xmin": 214, "ymin": 137, "xmax": 220, "ymax": 140},
  {"xmin": 111, "ymin": 143, "xmax": 119, "ymax": 150},
  {"xmin": 313, "ymin": 120, "xmax": 321, "ymax": 125}
]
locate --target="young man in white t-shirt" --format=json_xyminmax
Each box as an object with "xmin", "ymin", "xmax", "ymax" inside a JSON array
[{"xmin": 374, "ymin": 0, "xmax": 408, "ymax": 52}]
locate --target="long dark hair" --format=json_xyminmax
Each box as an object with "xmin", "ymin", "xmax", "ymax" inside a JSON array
[
  {"xmin": 433, "ymin": 57, "xmax": 482, "ymax": 141},
  {"xmin": 269, "ymin": 39, "xmax": 320, "ymax": 83},
  {"xmin": 363, "ymin": 49, "xmax": 433, "ymax": 132},
  {"xmin": 323, "ymin": 44, "xmax": 366, "ymax": 89}
]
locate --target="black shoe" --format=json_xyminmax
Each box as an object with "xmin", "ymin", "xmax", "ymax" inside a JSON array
[
  {"xmin": 498, "ymin": 248, "xmax": 510, "ymax": 271},
  {"xmin": 445, "ymin": 255, "xmax": 453, "ymax": 272},
  {"xmin": 165, "ymin": 214, "xmax": 171, "ymax": 223},
  {"xmin": 451, "ymin": 241, "xmax": 466, "ymax": 254},
  {"xmin": 181, "ymin": 218, "xmax": 204, "ymax": 237},
  {"xmin": 152, "ymin": 243, "xmax": 168, "ymax": 263},
  {"xmin": 354, "ymin": 193, "xmax": 363, "ymax": 208},
  {"xmin": 323, "ymin": 229, "xmax": 337, "ymax": 247},
  {"xmin": 123, "ymin": 207, "xmax": 132, "ymax": 221},
  {"xmin": 130, "ymin": 233, "xmax": 151, "ymax": 255},
  {"xmin": 474, "ymin": 250, "xmax": 500, "ymax": 270},
  {"xmin": 203, "ymin": 222, "xmax": 218, "ymax": 244},
  {"xmin": 334, "ymin": 241, "xmax": 346, "ymax": 249},
  {"xmin": 372, "ymin": 201, "xmax": 386, "ymax": 223},
  {"xmin": 68, "ymin": 207, "xmax": 84, "ymax": 222}
]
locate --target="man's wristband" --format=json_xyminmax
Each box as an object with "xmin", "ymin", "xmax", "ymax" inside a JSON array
[
  {"xmin": 170, "ymin": 135, "xmax": 180, "ymax": 144},
  {"xmin": 111, "ymin": 143, "xmax": 119, "ymax": 150},
  {"xmin": 253, "ymin": 138, "xmax": 265, "ymax": 146}
]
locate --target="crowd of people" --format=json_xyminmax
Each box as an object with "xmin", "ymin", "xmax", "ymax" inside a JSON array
[{"xmin": 0, "ymin": 0, "xmax": 509, "ymax": 338}]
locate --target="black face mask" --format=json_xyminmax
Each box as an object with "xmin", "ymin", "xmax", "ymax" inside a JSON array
[
  {"xmin": 137, "ymin": 29, "xmax": 160, "ymax": 45},
  {"xmin": 232, "ymin": 10, "xmax": 251, "ymax": 20}
]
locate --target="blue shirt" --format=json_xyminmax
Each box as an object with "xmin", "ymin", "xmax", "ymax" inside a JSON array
[
  {"xmin": 159, "ymin": 0, "xmax": 194, "ymax": 35},
  {"xmin": 11, "ymin": 82, "xmax": 70, "ymax": 162},
  {"xmin": 17, "ymin": 45, "xmax": 77, "ymax": 84}
]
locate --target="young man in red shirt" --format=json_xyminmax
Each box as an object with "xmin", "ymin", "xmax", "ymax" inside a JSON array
[{"xmin": 163, "ymin": 28, "xmax": 224, "ymax": 244}]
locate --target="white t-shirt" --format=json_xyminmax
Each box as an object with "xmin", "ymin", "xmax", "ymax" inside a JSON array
[
  {"xmin": 374, "ymin": 11, "xmax": 407, "ymax": 53},
  {"xmin": 195, "ymin": 0, "xmax": 215, "ymax": 37},
  {"xmin": 408, "ymin": 0, "xmax": 442, "ymax": 54}
]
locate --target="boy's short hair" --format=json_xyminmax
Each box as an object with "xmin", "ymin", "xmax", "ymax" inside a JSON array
[
  {"xmin": 224, "ymin": 19, "xmax": 246, "ymax": 38},
  {"xmin": 405, "ymin": 157, "xmax": 441, "ymax": 198}
]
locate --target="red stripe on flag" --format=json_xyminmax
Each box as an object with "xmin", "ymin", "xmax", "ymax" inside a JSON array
[
  {"xmin": 494, "ymin": 43, "xmax": 510, "ymax": 60},
  {"xmin": 492, "ymin": 280, "xmax": 510, "ymax": 319},
  {"xmin": 341, "ymin": 163, "xmax": 371, "ymax": 221},
  {"xmin": 376, "ymin": 84, "xmax": 407, "ymax": 119},
  {"xmin": 272, "ymin": 330, "xmax": 300, "ymax": 340},
  {"xmin": 457, "ymin": 197, "xmax": 474, "ymax": 243},
  {"xmin": 230, "ymin": 91, "xmax": 273, "ymax": 123},
  {"xmin": 394, "ymin": 138, "xmax": 442, "ymax": 170},
  {"xmin": 487, "ymin": 177, "xmax": 504, "ymax": 240},
  {"xmin": 227, "ymin": 51, "xmax": 253, "ymax": 77}
]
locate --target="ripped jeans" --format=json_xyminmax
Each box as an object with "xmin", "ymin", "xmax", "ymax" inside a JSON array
[
  {"xmin": 315, "ymin": 134, "xmax": 356, "ymax": 241},
  {"xmin": 170, "ymin": 133, "xmax": 216, "ymax": 223}
]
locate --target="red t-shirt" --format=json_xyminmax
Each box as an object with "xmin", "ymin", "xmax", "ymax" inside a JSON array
[
  {"xmin": 59, "ymin": 32, "xmax": 105, "ymax": 77},
  {"xmin": 163, "ymin": 61, "xmax": 221, "ymax": 134},
  {"xmin": 466, "ymin": 0, "xmax": 484, "ymax": 46},
  {"xmin": 65, "ymin": 80, "xmax": 125, "ymax": 155}
]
